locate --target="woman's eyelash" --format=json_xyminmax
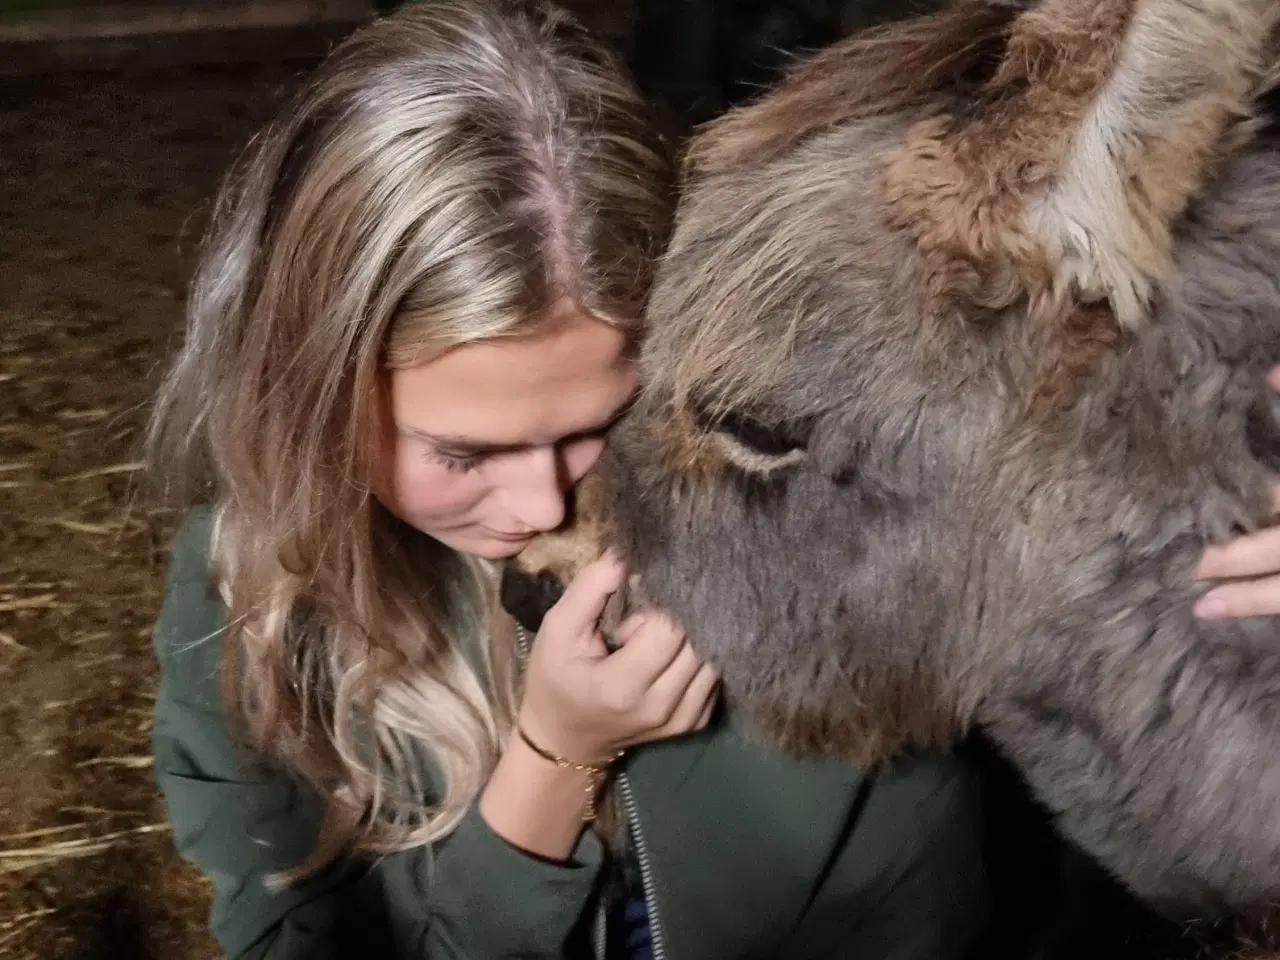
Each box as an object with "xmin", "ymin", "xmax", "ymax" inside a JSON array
[
  {"xmin": 426, "ymin": 428, "xmax": 608, "ymax": 474},
  {"xmin": 429, "ymin": 450, "xmax": 480, "ymax": 473}
]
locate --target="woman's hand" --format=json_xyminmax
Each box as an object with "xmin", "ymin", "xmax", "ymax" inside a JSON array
[
  {"xmin": 518, "ymin": 551, "xmax": 719, "ymax": 764},
  {"xmin": 1193, "ymin": 366, "xmax": 1280, "ymax": 620},
  {"xmin": 480, "ymin": 552, "xmax": 717, "ymax": 860}
]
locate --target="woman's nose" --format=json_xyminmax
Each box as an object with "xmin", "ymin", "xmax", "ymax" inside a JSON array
[{"xmin": 502, "ymin": 446, "xmax": 568, "ymax": 532}]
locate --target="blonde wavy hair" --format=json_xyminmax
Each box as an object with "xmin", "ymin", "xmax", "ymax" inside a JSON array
[{"xmin": 147, "ymin": 0, "xmax": 674, "ymax": 878}]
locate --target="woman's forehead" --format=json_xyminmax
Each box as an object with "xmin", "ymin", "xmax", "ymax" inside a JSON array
[{"xmin": 388, "ymin": 312, "xmax": 636, "ymax": 449}]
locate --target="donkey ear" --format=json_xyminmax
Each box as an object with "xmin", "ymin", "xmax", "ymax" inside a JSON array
[
  {"xmin": 886, "ymin": 0, "xmax": 1280, "ymax": 329},
  {"xmin": 1023, "ymin": 0, "xmax": 1279, "ymax": 327}
]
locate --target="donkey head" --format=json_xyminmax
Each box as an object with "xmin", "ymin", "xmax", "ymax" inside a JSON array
[
  {"xmin": 578, "ymin": 0, "xmax": 1276, "ymax": 761},
  {"xmin": 508, "ymin": 0, "xmax": 1280, "ymax": 748}
]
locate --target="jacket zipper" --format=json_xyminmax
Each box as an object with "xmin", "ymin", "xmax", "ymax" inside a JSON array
[
  {"xmin": 512, "ymin": 624, "xmax": 668, "ymax": 960},
  {"xmin": 617, "ymin": 770, "xmax": 667, "ymax": 960}
]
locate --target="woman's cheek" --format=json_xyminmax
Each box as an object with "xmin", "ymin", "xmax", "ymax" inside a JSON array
[{"xmin": 388, "ymin": 449, "xmax": 485, "ymax": 526}]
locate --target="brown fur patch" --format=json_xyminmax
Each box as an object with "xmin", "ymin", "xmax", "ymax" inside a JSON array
[
  {"xmin": 655, "ymin": 405, "xmax": 729, "ymax": 483},
  {"xmin": 883, "ymin": 0, "xmax": 1135, "ymax": 308},
  {"xmin": 684, "ymin": 1, "xmax": 1020, "ymax": 184},
  {"xmin": 744, "ymin": 665, "xmax": 970, "ymax": 768},
  {"xmin": 1025, "ymin": 300, "xmax": 1123, "ymax": 421}
]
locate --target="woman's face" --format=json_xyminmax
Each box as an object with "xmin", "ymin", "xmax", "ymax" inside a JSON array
[{"xmin": 378, "ymin": 301, "xmax": 636, "ymax": 559}]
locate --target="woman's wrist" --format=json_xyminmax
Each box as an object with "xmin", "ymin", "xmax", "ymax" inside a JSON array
[{"xmin": 478, "ymin": 728, "xmax": 605, "ymax": 861}]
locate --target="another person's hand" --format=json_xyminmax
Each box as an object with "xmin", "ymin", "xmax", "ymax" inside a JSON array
[
  {"xmin": 519, "ymin": 551, "xmax": 719, "ymax": 764},
  {"xmin": 1193, "ymin": 366, "xmax": 1280, "ymax": 619}
]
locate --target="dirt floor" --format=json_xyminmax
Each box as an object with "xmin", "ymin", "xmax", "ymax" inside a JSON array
[{"xmin": 0, "ymin": 55, "xmax": 354, "ymax": 960}]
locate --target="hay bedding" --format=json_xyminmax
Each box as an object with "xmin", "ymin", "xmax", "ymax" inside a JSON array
[{"xmin": 0, "ymin": 61, "xmax": 308, "ymax": 959}]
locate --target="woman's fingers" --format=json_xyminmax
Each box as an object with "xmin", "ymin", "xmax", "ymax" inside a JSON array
[
  {"xmin": 1191, "ymin": 370, "xmax": 1280, "ymax": 616},
  {"xmin": 663, "ymin": 662, "xmax": 720, "ymax": 735},
  {"xmin": 542, "ymin": 551, "xmax": 626, "ymax": 646},
  {"xmin": 692, "ymin": 684, "xmax": 719, "ymax": 730},
  {"xmin": 1195, "ymin": 573, "xmax": 1280, "ymax": 620},
  {"xmin": 635, "ymin": 641, "xmax": 703, "ymax": 726},
  {"xmin": 599, "ymin": 611, "xmax": 687, "ymax": 693},
  {"xmin": 1195, "ymin": 523, "xmax": 1280, "ymax": 582},
  {"xmin": 607, "ymin": 651, "xmax": 719, "ymax": 747}
]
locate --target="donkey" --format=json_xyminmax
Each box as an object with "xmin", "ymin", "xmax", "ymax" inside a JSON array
[{"xmin": 506, "ymin": 0, "xmax": 1280, "ymax": 951}]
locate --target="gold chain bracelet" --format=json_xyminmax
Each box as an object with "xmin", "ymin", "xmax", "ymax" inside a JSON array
[{"xmin": 516, "ymin": 726, "xmax": 622, "ymax": 823}]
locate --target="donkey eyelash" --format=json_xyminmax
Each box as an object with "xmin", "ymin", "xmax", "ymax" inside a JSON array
[
  {"xmin": 689, "ymin": 401, "xmax": 812, "ymax": 475},
  {"xmin": 707, "ymin": 430, "xmax": 807, "ymax": 475}
]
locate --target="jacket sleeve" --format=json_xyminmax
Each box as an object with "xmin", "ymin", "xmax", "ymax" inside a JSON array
[{"xmin": 151, "ymin": 508, "xmax": 606, "ymax": 959}]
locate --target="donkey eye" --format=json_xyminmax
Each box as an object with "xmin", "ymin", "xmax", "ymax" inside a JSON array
[{"xmin": 691, "ymin": 402, "xmax": 809, "ymax": 474}]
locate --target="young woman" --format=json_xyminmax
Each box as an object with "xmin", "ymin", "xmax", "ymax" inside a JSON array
[{"xmin": 147, "ymin": 2, "xmax": 1280, "ymax": 958}]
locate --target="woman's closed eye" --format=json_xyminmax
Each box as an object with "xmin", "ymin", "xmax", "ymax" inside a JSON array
[
  {"xmin": 428, "ymin": 448, "xmax": 484, "ymax": 473},
  {"xmin": 421, "ymin": 397, "xmax": 628, "ymax": 479}
]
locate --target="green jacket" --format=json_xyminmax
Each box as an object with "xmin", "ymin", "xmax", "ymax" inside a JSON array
[{"xmin": 151, "ymin": 508, "xmax": 991, "ymax": 959}]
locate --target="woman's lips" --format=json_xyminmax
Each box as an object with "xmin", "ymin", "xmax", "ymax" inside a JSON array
[{"xmin": 483, "ymin": 529, "xmax": 536, "ymax": 543}]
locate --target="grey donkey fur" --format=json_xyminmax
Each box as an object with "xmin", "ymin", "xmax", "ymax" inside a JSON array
[{"xmin": 598, "ymin": 0, "xmax": 1280, "ymax": 926}]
